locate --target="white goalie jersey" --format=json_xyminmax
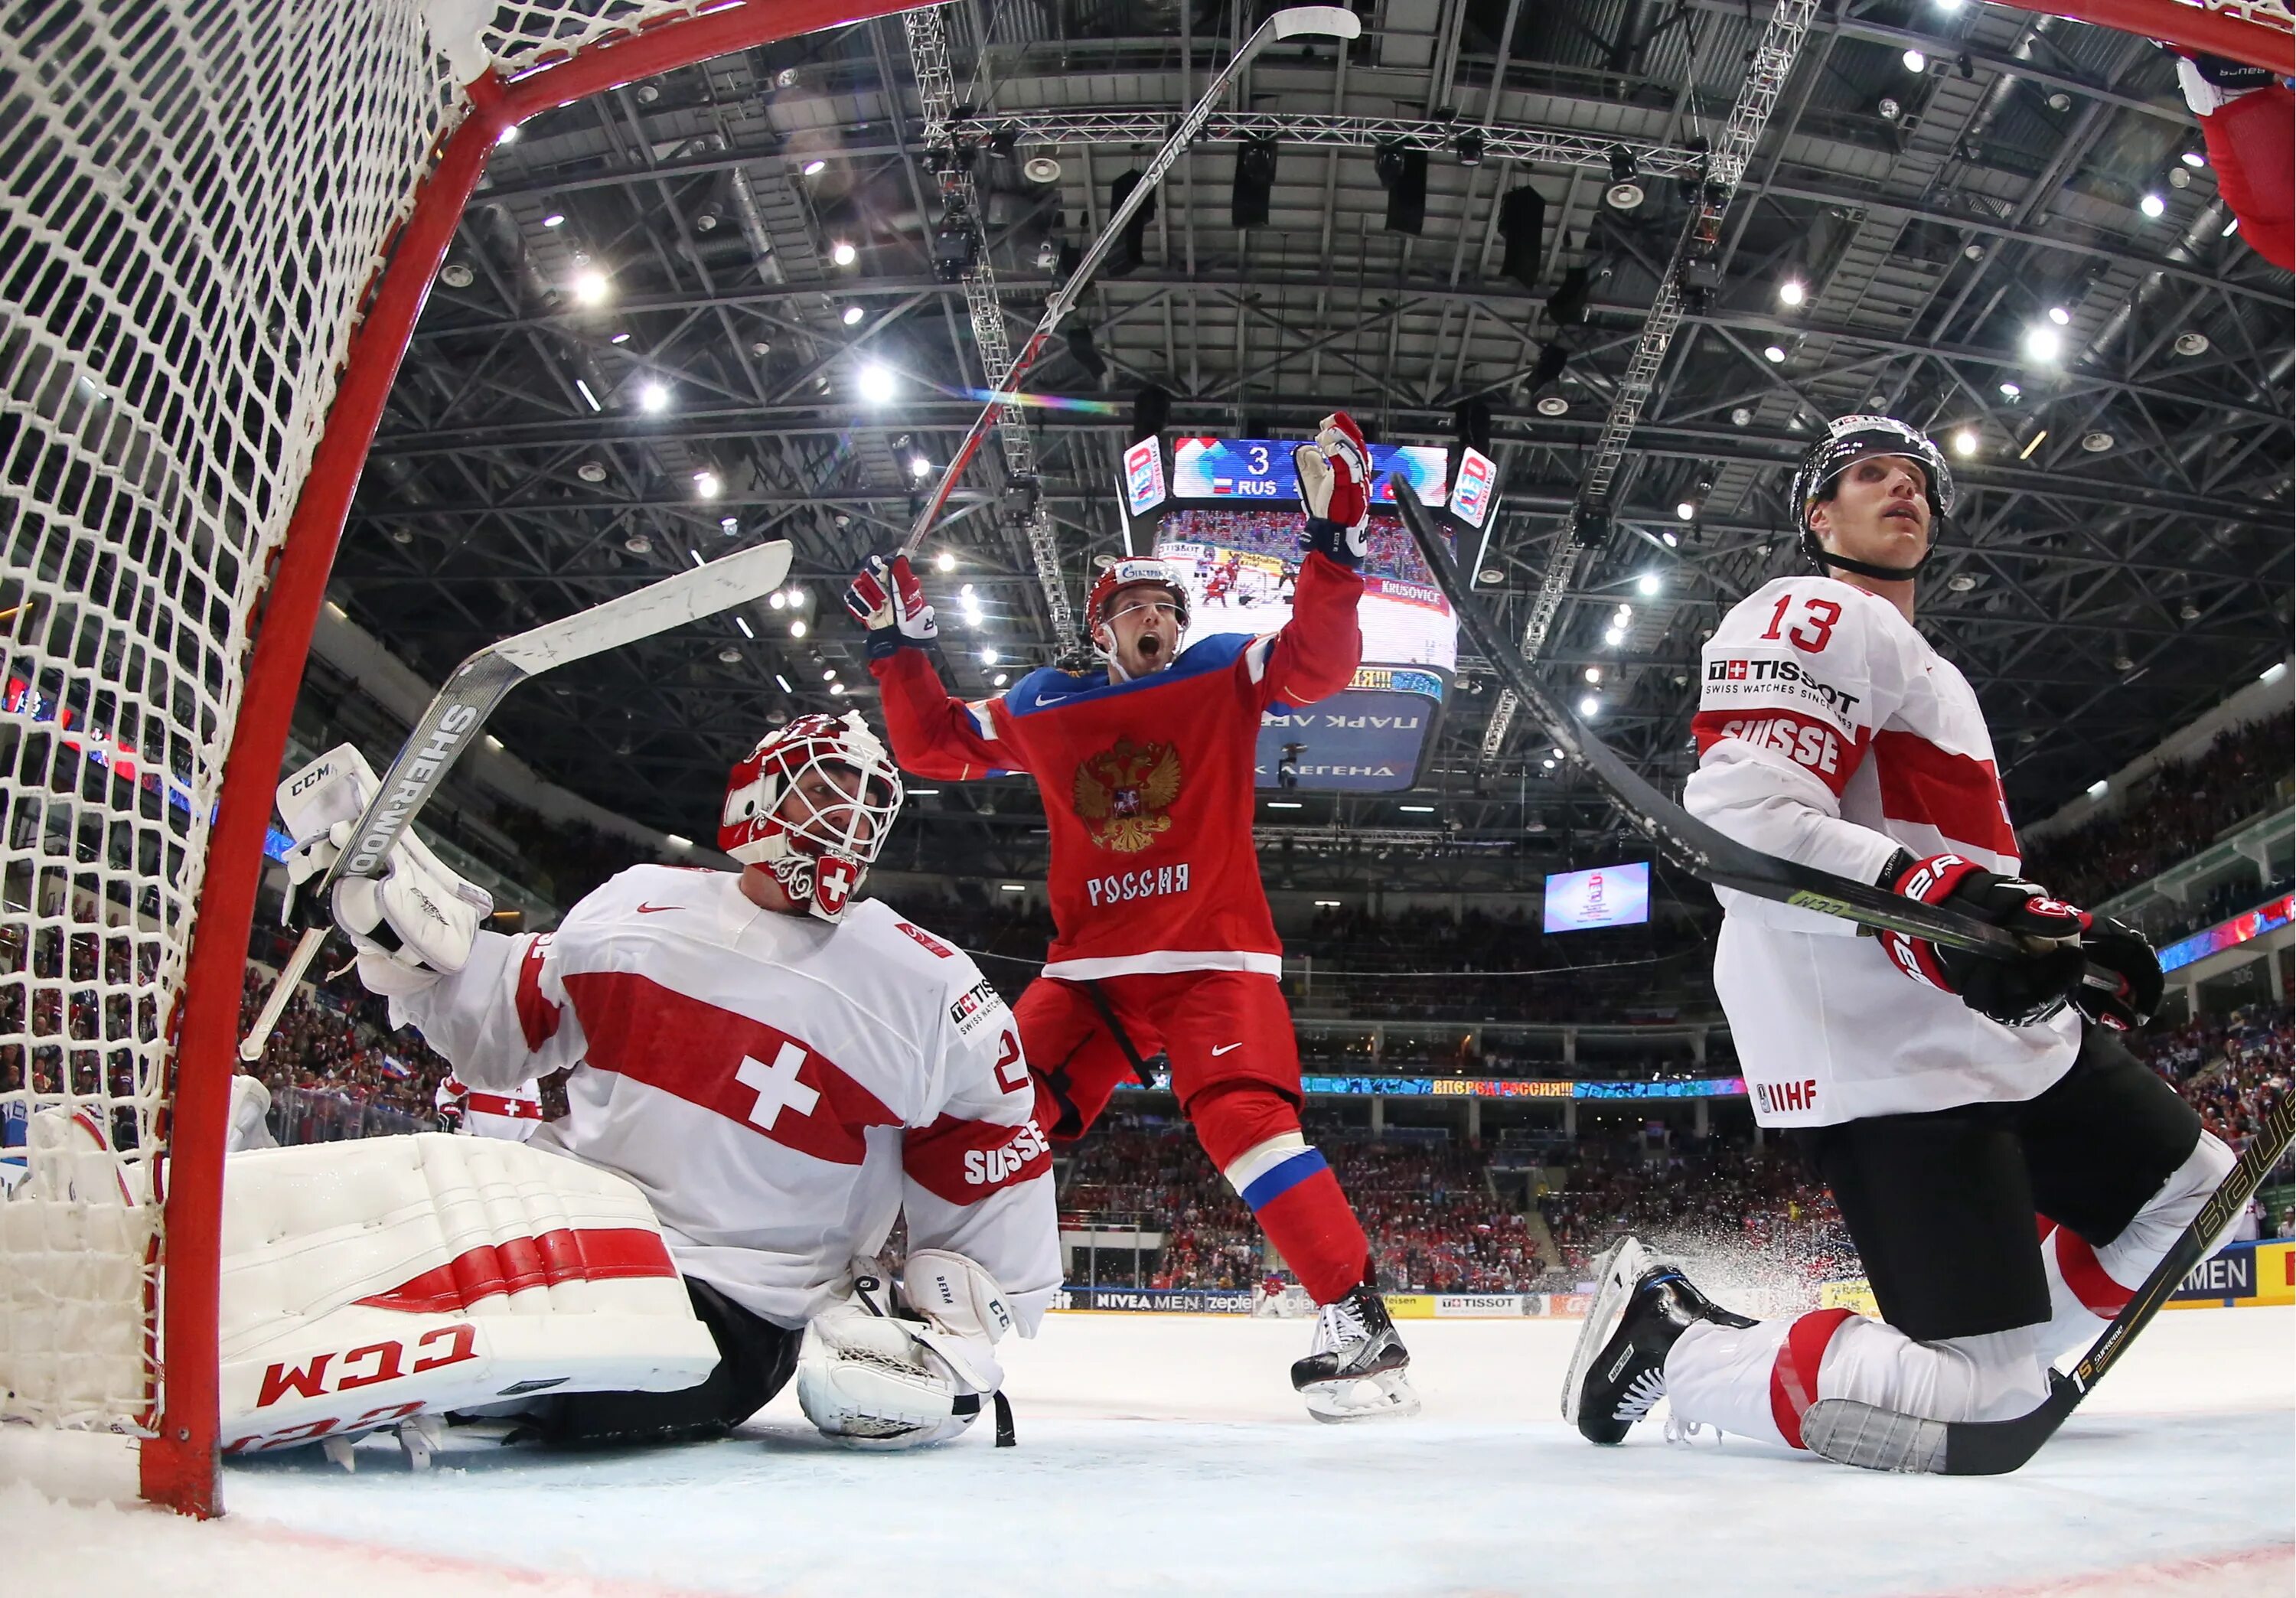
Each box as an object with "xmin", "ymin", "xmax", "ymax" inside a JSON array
[
  {"xmin": 386, "ymin": 864, "xmax": 1062, "ymax": 1331},
  {"xmin": 1683, "ymin": 576, "xmax": 2079, "ymax": 1128}
]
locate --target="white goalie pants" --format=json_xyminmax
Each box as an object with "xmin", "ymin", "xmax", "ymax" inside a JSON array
[{"xmin": 1663, "ymin": 1130, "xmax": 2236, "ymax": 1450}]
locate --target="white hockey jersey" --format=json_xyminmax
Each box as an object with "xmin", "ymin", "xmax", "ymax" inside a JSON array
[
  {"xmin": 435, "ymin": 1072, "xmax": 543, "ymax": 1141},
  {"xmin": 1684, "ymin": 576, "xmax": 2079, "ymax": 1127},
  {"xmin": 389, "ymin": 864, "xmax": 1061, "ymax": 1331}
]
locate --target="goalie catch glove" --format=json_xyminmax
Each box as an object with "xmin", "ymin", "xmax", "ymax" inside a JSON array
[
  {"xmin": 1294, "ymin": 410, "xmax": 1371, "ymax": 568},
  {"xmin": 843, "ymin": 553, "xmax": 938, "ymax": 660},
  {"xmin": 275, "ymin": 744, "xmax": 492, "ymax": 997},
  {"xmin": 795, "ymin": 1251, "xmax": 1015, "ymax": 1449}
]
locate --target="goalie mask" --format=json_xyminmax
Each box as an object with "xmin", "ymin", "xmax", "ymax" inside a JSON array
[
  {"xmin": 1084, "ymin": 556, "xmax": 1192, "ymax": 678},
  {"xmin": 719, "ymin": 712, "xmax": 903, "ymax": 922},
  {"xmin": 1791, "ymin": 414, "xmax": 1956, "ymax": 581}
]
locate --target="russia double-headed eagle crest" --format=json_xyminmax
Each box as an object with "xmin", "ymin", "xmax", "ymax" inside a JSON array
[{"xmin": 1072, "ymin": 738, "xmax": 1182, "ymax": 853}]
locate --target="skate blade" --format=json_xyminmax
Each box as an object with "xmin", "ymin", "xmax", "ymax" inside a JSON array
[
  {"xmin": 1304, "ymin": 1371, "xmax": 1421, "ymax": 1424},
  {"xmin": 1559, "ymin": 1235, "xmax": 1652, "ymax": 1426}
]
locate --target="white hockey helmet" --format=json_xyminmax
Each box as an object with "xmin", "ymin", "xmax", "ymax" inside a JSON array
[{"xmin": 719, "ymin": 711, "xmax": 903, "ymax": 922}]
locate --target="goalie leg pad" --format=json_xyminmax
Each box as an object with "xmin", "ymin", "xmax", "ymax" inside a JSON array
[{"xmin": 218, "ymin": 1134, "xmax": 719, "ymax": 1456}]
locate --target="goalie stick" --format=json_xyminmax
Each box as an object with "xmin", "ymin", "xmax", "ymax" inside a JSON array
[
  {"xmin": 1388, "ymin": 476, "xmax": 2125, "ymax": 973},
  {"xmin": 239, "ymin": 540, "xmax": 794, "ymax": 1060},
  {"xmin": 1799, "ymin": 1092, "xmax": 2294, "ymax": 1474},
  {"xmin": 899, "ymin": 5, "xmax": 1362, "ymax": 556}
]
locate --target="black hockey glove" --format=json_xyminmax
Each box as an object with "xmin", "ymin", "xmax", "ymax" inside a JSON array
[
  {"xmin": 1874, "ymin": 850, "xmax": 2089, "ymax": 1029},
  {"xmin": 2071, "ymin": 916, "xmax": 2162, "ymax": 1034}
]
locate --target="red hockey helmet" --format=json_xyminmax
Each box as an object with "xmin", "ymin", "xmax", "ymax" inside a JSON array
[
  {"xmin": 719, "ymin": 711, "xmax": 902, "ymax": 922},
  {"xmin": 1085, "ymin": 556, "xmax": 1192, "ymax": 635}
]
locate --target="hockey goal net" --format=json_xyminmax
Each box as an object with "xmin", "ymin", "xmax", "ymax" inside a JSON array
[{"xmin": 0, "ymin": 0, "xmax": 901, "ymax": 1517}]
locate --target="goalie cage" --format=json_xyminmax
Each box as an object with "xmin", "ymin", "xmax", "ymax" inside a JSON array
[
  {"xmin": 0, "ymin": 0, "xmax": 916, "ymax": 1518},
  {"xmin": 0, "ymin": 0, "xmax": 2285, "ymax": 1526}
]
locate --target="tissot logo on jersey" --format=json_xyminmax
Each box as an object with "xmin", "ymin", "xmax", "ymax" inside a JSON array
[
  {"xmin": 1084, "ymin": 863, "xmax": 1192, "ymax": 906},
  {"xmin": 947, "ymin": 977, "xmax": 1007, "ymax": 1039},
  {"xmin": 1706, "ymin": 657, "xmax": 1863, "ymax": 721}
]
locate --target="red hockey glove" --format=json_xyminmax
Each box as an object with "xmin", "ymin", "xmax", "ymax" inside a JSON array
[
  {"xmin": 2070, "ymin": 917, "xmax": 2162, "ymax": 1034},
  {"xmin": 845, "ymin": 554, "xmax": 938, "ymax": 659},
  {"xmin": 1875, "ymin": 851, "xmax": 2089, "ymax": 1029},
  {"xmin": 1296, "ymin": 410, "xmax": 1370, "ymax": 567}
]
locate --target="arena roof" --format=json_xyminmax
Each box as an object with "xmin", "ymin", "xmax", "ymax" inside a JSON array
[{"xmin": 334, "ymin": 0, "xmax": 2293, "ymax": 886}]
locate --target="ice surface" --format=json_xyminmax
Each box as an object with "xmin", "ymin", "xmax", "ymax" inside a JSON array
[{"xmin": 6, "ymin": 1308, "xmax": 2291, "ymax": 1597}]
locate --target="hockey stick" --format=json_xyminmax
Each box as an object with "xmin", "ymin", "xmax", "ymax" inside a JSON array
[
  {"xmin": 1387, "ymin": 479, "xmax": 2029, "ymax": 958},
  {"xmin": 898, "ymin": 5, "xmax": 1362, "ymax": 556},
  {"xmin": 1800, "ymin": 1092, "xmax": 2294, "ymax": 1475},
  {"xmin": 238, "ymin": 540, "xmax": 794, "ymax": 1060}
]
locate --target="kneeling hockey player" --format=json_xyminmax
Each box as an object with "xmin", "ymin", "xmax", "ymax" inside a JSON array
[{"xmin": 1564, "ymin": 416, "xmax": 2232, "ymax": 1464}]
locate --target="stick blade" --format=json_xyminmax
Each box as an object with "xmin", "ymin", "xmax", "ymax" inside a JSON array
[
  {"xmin": 488, "ymin": 540, "xmax": 792, "ymax": 674},
  {"xmin": 1802, "ymin": 1399, "xmax": 1951, "ymax": 1473},
  {"xmin": 1271, "ymin": 5, "xmax": 1363, "ymax": 38}
]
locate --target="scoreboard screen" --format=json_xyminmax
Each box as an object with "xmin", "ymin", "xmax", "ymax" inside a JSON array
[
  {"xmin": 1116, "ymin": 435, "xmax": 1485, "ymax": 791},
  {"xmin": 1542, "ymin": 862, "xmax": 1652, "ymax": 934}
]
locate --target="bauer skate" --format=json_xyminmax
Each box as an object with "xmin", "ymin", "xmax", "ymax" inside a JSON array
[
  {"xmin": 1561, "ymin": 1236, "xmax": 1753, "ymax": 1445},
  {"xmin": 1290, "ymin": 1283, "xmax": 1420, "ymax": 1422}
]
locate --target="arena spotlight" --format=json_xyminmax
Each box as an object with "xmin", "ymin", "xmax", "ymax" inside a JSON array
[
  {"xmin": 831, "ymin": 240, "xmax": 857, "ymax": 266},
  {"xmin": 1999, "ymin": 380, "xmax": 2022, "ymax": 399},
  {"xmin": 934, "ymin": 550, "xmax": 957, "ymax": 572},
  {"xmin": 1579, "ymin": 695, "xmax": 1600, "ymax": 718},
  {"xmin": 2047, "ymin": 305, "xmax": 2071, "ymax": 326},
  {"xmin": 1952, "ymin": 429, "xmax": 1979, "ymax": 457},
  {"xmin": 1603, "ymin": 145, "xmax": 1644, "ymax": 210},
  {"xmin": 1778, "ymin": 276, "xmax": 1807, "ymax": 306},
  {"xmin": 638, "ymin": 379, "xmax": 670, "ymax": 413},
  {"xmin": 570, "ymin": 269, "xmax": 610, "ymax": 306},
  {"xmin": 1636, "ymin": 572, "xmax": 1662, "ymax": 595},
  {"xmin": 802, "ymin": 158, "xmax": 827, "ymax": 176},
  {"xmin": 841, "ymin": 305, "xmax": 865, "ymax": 325},
  {"xmin": 1455, "ymin": 129, "xmax": 1486, "ymax": 167},
  {"xmin": 857, "ymin": 363, "xmax": 897, "ymax": 404},
  {"xmin": 2138, "ymin": 191, "xmax": 2166, "ymax": 218},
  {"xmin": 2021, "ymin": 324, "xmax": 2063, "ymax": 363},
  {"xmin": 1763, "ymin": 343, "xmax": 1788, "ymax": 364},
  {"xmin": 1902, "ymin": 48, "xmax": 1927, "ymax": 71}
]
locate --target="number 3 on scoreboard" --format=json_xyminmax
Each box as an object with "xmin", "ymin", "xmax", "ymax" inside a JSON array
[
  {"xmin": 1247, "ymin": 444, "xmax": 1270, "ymax": 475},
  {"xmin": 1760, "ymin": 594, "xmax": 1842, "ymax": 653}
]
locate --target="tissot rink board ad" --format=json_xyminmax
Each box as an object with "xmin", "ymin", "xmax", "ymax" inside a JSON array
[{"xmin": 1120, "ymin": 435, "xmax": 1479, "ymax": 791}]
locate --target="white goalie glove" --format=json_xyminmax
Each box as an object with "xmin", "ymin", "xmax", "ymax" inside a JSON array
[
  {"xmin": 275, "ymin": 744, "xmax": 493, "ymax": 996},
  {"xmin": 795, "ymin": 1251, "xmax": 1016, "ymax": 1449}
]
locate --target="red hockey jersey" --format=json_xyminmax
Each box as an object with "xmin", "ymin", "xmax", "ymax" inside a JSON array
[{"xmin": 874, "ymin": 551, "xmax": 1365, "ymax": 978}]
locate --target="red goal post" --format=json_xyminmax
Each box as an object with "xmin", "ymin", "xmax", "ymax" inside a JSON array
[{"xmin": 0, "ymin": 0, "xmax": 907, "ymax": 1519}]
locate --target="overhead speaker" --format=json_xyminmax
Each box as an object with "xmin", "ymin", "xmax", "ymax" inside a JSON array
[
  {"xmin": 1549, "ymin": 265, "xmax": 1595, "ymax": 325},
  {"xmin": 1375, "ymin": 142, "xmax": 1427, "ymax": 236},
  {"xmin": 1132, "ymin": 383, "xmax": 1171, "ymax": 438},
  {"xmin": 1110, "ymin": 169, "xmax": 1156, "ymax": 275},
  {"xmin": 1530, "ymin": 342, "xmax": 1569, "ymax": 390},
  {"xmin": 1452, "ymin": 398, "xmax": 1492, "ymax": 457},
  {"xmin": 1065, "ymin": 321, "xmax": 1107, "ymax": 383},
  {"xmin": 1023, "ymin": 155, "xmax": 1062, "ymax": 184},
  {"xmin": 1498, "ymin": 188, "xmax": 1545, "ymax": 292},
  {"xmin": 1231, "ymin": 135, "xmax": 1278, "ymax": 229}
]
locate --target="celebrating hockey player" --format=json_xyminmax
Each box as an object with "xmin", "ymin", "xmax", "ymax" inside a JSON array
[
  {"xmin": 848, "ymin": 413, "xmax": 1418, "ymax": 1420},
  {"xmin": 268, "ymin": 713, "xmax": 1059, "ymax": 1453},
  {"xmin": 1564, "ymin": 415, "xmax": 2236, "ymax": 1464}
]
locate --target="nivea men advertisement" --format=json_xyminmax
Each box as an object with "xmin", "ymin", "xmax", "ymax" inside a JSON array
[{"xmin": 1541, "ymin": 862, "xmax": 1652, "ymax": 933}]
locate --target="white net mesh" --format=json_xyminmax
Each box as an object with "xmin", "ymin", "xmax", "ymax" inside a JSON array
[{"xmin": 0, "ymin": 0, "xmax": 719, "ymax": 1440}]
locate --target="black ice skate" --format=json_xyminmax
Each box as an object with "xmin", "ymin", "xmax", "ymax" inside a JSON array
[
  {"xmin": 1290, "ymin": 1283, "xmax": 1420, "ymax": 1422},
  {"xmin": 1561, "ymin": 1237, "xmax": 1754, "ymax": 1445}
]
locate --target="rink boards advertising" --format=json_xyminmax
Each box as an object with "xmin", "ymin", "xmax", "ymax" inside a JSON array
[{"xmin": 1117, "ymin": 435, "xmax": 1495, "ymax": 791}]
